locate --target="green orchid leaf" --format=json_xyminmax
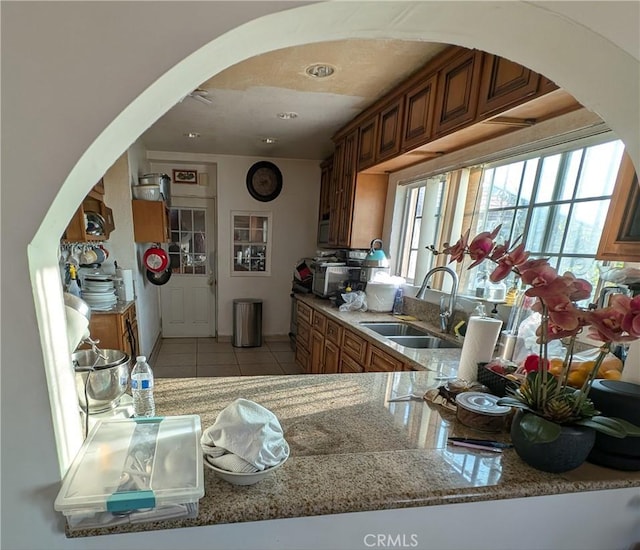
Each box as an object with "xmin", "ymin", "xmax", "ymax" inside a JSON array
[
  {"xmin": 520, "ymin": 413, "xmax": 561, "ymax": 443},
  {"xmin": 496, "ymin": 398, "xmax": 531, "ymax": 411},
  {"xmin": 576, "ymin": 418, "xmax": 626, "ymax": 438},
  {"xmin": 605, "ymin": 417, "xmax": 640, "ymax": 437}
]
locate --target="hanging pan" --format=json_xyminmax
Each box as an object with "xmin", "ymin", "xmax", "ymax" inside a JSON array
[
  {"xmin": 146, "ymin": 267, "xmax": 172, "ymax": 286},
  {"xmin": 143, "ymin": 245, "xmax": 169, "ymax": 273}
]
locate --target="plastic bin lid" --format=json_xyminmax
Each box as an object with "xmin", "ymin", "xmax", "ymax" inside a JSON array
[{"xmin": 55, "ymin": 415, "xmax": 204, "ymax": 515}]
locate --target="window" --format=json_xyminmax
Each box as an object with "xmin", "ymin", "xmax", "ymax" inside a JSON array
[
  {"xmin": 231, "ymin": 211, "xmax": 271, "ymax": 276},
  {"xmin": 397, "ymin": 176, "xmax": 446, "ymax": 284},
  {"xmin": 464, "ymin": 138, "xmax": 625, "ymax": 298},
  {"xmin": 168, "ymin": 207, "xmax": 208, "ymax": 275}
]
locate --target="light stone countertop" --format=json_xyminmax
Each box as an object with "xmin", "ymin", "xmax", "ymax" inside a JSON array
[{"xmin": 68, "ymin": 371, "xmax": 640, "ymax": 538}]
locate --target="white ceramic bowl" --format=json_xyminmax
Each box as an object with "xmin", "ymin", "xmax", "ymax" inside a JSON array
[
  {"xmin": 203, "ymin": 443, "xmax": 289, "ymax": 485},
  {"xmin": 132, "ymin": 184, "xmax": 161, "ymax": 201}
]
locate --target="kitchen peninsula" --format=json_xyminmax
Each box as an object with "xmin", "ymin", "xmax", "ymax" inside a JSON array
[{"xmin": 69, "ymin": 368, "xmax": 640, "ymax": 540}]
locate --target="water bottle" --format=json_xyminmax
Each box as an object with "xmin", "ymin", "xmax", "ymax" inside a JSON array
[
  {"xmin": 130, "ymin": 355, "xmax": 156, "ymax": 417},
  {"xmin": 392, "ymin": 287, "xmax": 404, "ymax": 315}
]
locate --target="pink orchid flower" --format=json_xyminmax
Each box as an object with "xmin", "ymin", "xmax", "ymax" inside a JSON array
[
  {"xmin": 442, "ymin": 228, "xmax": 469, "ymax": 264},
  {"xmin": 468, "ymin": 224, "xmax": 501, "ymax": 268},
  {"xmin": 522, "ymin": 263, "xmax": 560, "ymax": 294},
  {"xmin": 586, "ymin": 306, "xmax": 636, "ymax": 343},
  {"xmin": 489, "ymin": 243, "xmax": 531, "ymax": 282},
  {"xmin": 560, "ymin": 272, "xmax": 592, "ymax": 302},
  {"xmin": 610, "ymin": 294, "xmax": 640, "ymax": 338},
  {"xmin": 536, "ymin": 321, "xmax": 582, "ymax": 342}
]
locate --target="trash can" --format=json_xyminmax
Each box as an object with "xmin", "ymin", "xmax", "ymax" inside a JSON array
[{"xmin": 232, "ymin": 299, "xmax": 263, "ymax": 348}]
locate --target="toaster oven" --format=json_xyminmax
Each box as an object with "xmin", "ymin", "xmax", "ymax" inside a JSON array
[{"xmin": 312, "ymin": 264, "xmax": 357, "ymax": 298}]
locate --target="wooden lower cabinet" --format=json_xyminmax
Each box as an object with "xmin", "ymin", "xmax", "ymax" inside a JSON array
[
  {"xmin": 295, "ymin": 343, "xmax": 311, "ymax": 373},
  {"xmin": 339, "ymin": 353, "xmax": 364, "ymax": 373},
  {"xmin": 323, "ymin": 340, "xmax": 340, "ymax": 374},
  {"xmin": 342, "ymin": 329, "xmax": 368, "ymax": 364},
  {"xmin": 365, "ymin": 345, "xmax": 403, "ymax": 372},
  {"xmin": 84, "ymin": 302, "xmax": 139, "ymax": 358},
  {"xmin": 310, "ymin": 330, "xmax": 325, "ymax": 374}
]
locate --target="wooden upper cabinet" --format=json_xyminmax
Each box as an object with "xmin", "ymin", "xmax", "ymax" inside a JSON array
[
  {"xmin": 433, "ymin": 49, "xmax": 483, "ymax": 136},
  {"xmin": 328, "ymin": 141, "xmax": 344, "ymax": 247},
  {"xmin": 401, "ymin": 74, "xmax": 437, "ymax": 151},
  {"xmin": 132, "ymin": 200, "xmax": 170, "ymax": 243},
  {"xmin": 318, "ymin": 158, "xmax": 333, "ymax": 223},
  {"xmin": 357, "ymin": 114, "xmax": 378, "ymax": 171},
  {"xmin": 477, "ymin": 54, "xmax": 540, "ymax": 118},
  {"xmin": 376, "ymin": 96, "xmax": 405, "ymax": 162},
  {"xmin": 597, "ymin": 152, "xmax": 640, "ymax": 261},
  {"xmin": 538, "ymin": 77, "xmax": 559, "ymax": 95}
]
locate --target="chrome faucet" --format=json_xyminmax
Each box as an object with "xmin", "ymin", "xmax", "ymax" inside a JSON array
[{"xmin": 416, "ymin": 266, "xmax": 459, "ymax": 333}]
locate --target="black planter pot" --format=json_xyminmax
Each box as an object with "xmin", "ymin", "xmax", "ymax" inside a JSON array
[{"xmin": 511, "ymin": 411, "xmax": 596, "ymax": 473}]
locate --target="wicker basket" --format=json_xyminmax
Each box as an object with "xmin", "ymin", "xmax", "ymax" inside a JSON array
[{"xmin": 477, "ymin": 363, "xmax": 520, "ymax": 397}]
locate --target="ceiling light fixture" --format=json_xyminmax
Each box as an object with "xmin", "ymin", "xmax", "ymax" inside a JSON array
[
  {"xmin": 305, "ymin": 64, "xmax": 335, "ymax": 79},
  {"xmin": 261, "ymin": 137, "xmax": 278, "ymax": 144},
  {"xmin": 277, "ymin": 112, "xmax": 298, "ymax": 120},
  {"xmin": 184, "ymin": 132, "xmax": 200, "ymax": 138}
]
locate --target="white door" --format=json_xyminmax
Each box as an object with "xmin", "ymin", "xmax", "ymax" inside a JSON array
[{"xmin": 160, "ymin": 198, "xmax": 216, "ymax": 337}]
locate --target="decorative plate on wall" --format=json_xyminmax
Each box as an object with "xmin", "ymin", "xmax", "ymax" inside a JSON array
[{"xmin": 246, "ymin": 161, "xmax": 283, "ymax": 202}]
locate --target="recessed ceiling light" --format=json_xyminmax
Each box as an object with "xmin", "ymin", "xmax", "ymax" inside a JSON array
[
  {"xmin": 184, "ymin": 132, "xmax": 200, "ymax": 138},
  {"xmin": 277, "ymin": 112, "xmax": 298, "ymax": 120},
  {"xmin": 305, "ymin": 64, "xmax": 335, "ymax": 79},
  {"xmin": 261, "ymin": 137, "xmax": 278, "ymax": 144}
]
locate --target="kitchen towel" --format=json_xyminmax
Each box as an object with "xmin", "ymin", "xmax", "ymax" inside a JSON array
[
  {"xmin": 457, "ymin": 316, "xmax": 503, "ymax": 382},
  {"xmin": 201, "ymin": 398, "xmax": 288, "ymax": 471}
]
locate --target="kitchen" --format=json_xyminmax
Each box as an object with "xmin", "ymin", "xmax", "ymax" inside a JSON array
[{"xmin": 3, "ymin": 1, "xmax": 636, "ymax": 545}]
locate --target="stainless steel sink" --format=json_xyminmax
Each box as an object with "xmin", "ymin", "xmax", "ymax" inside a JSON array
[
  {"xmin": 359, "ymin": 322, "xmax": 430, "ymax": 337},
  {"xmin": 386, "ymin": 335, "xmax": 459, "ymax": 349},
  {"xmin": 359, "ymin": 322, "xmax": 459, "ymax": 349}
]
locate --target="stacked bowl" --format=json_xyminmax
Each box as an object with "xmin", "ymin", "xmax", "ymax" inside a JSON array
[{"xmin": 82, "ymin": 275, "xmax": 117, "ymax": 311}]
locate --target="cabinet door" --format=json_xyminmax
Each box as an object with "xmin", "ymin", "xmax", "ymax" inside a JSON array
[
  {"xmin": 596, "ymin": 152, "xmax": 640, "ymax": 261},
  {"xmin": 401, "ymin": 74, "xmax": 437, "ymax": 151},
  {"xmin": 132, "ymin": 200, "xmax": 170, "ymax": 243},
  {"xmin": 323, "ymin": 339, "xmax": 340, "ymax": 374},
  {"xmin": 477, "ymin": 54, "xmax": 540, "ymax": 118},
  {"xmin": 342, "ymin": 329, "xmax": 368, "ymax": 364},
  {"xmin": 311, "ymin": 310, "xmax": 327, "ymax": 334},
  {"xmin": 337, "ymin": 130, "xmax": 358, "ymax": 247},
  {"xmin": 365, "ymin": 345, "xmax": 403, "ymax": 372},
  {"xmin": 318, "ymin": 157, "xmax": 333, "ymax": 223},
  {"xmin": 328, "ymin": 140, "xmax": 344, "ymax": 247},
  {"xmin": 86, "ymin": 313, "xmax": 122, "ymax": 351},
  {"xmin": 433, "ymin": 49, "xmax": 482, "ymax": 136},
  {"xmin": 310, "ymin": 330, "xmax": 325, "ymax": 374},
  {"xmin": 357, "ymin": 115, "xmax": 378, "ymax": 171},
  {"xmin": 339, "ymin": 353, "xmax": 364, "ymax": 373},
  {"xmin": 377, "ymin": 97, "xmax": 404, "ymax": 162},
  {"xmin": 325, "ymin": 319, "xmax": 343, "ymax": 346}
]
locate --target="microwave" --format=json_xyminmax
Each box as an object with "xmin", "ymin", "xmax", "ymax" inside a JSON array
[{"xmin": 313, "ymin": 264, "xmax": 356, "ymax": 298}]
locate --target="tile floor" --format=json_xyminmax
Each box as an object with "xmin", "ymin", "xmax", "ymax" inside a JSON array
[{"xmin": 150, "ymin": 338, "xmax": 303, "ymax": 378}]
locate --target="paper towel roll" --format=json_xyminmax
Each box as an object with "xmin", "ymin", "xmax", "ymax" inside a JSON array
[
  {"xmin": 457, "ymin": 316, "xmax": 503, "ymax": 382},
  {"xmin": 116, "ymin": 268, "xmax": 135, "ymax": 301},
  {"xmin": 621, "ymin": 340, "xmax": 640, "ymax": 384}
]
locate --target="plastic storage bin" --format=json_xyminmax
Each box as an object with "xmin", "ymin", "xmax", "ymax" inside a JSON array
[
  {"xmin": 54, "ymin": 415, "xmax": 204, "ymax": 531},
  {"xmin": 232, "ymin": 298, "xmax": 263, "ymax": 347}
]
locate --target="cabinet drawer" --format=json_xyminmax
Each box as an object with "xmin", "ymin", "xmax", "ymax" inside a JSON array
[
  {"xmin": 339, "ymin": 353, "xmax": 364, "ymax": 373},
  {"xmin": 342, "ymin": 329, "xmax": 368, "ymax": 364},
  {"xmin": 297, "ymin": 319, "xmax": 311, "ymax": 351},
  {"xmin": 325, "ymin": 319, "xmax": 343, "ymax": 345},
  {"xmin": 296, "ymin": 301, "xmax": 313, "ymax": 326},
  {"xmin": 366, "ymin": 345, "xmax": 403, "ymax": 372},
  {"xmin": 312, "ymin": 310, "xmax": 327, "ymax": 334},
  {"xmin": 295, "ymin": 344, "xmax": 310, "ymax": 373}
]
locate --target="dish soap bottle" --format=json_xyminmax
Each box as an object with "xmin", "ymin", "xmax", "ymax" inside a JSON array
[
  {"xmin": 67, "ymin": 265, "xmax": 82, "ymax": 298},
  {"xmin": 392, "ymin": 287, "xmax": 404, "ymax": 315}
]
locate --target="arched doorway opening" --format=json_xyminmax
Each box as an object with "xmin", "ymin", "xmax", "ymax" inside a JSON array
[{"xmin": 27, "ymin": 1, "xmax": 638, "ymax": 471}]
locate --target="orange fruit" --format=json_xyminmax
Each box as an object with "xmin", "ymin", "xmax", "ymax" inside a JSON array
[
  {"xmin": 603, "ymin": 370, "xmax": 622, "ymax": 380},
  {"xmin": 567, "ymin": 370, "xmax": 586, "ymax": 388}
]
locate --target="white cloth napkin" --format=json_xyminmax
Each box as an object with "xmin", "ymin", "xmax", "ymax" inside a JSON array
[{"xmin": 201, "ymin": 398, "xmax": 288, "ymax": 472}]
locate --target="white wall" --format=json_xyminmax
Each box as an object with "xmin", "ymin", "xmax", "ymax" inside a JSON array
[
  {"xmin": 3, "ymin": 2, "xmax": 639, "ymax": 549},
  {"xmin": 149, "ymin": 152, "xmax": 320, "ymax": 338}
]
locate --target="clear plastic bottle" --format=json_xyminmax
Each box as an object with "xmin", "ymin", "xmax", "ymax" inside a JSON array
[
  {"xmin": 392, "ymin": 287, "xmax": 404, "ymax": 315},
  {"xmin": 130, "ymin": 355, "xmax": 156, "ymax": 417},
  {"xmin": 67, "ymin": 265, "xmax": 82, "ymax": 298},
  {"xmin": 475, "ymin": 273, "xmax": 486, "ymax": 298}
]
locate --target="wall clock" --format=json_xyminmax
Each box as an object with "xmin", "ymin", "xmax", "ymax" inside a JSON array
[{"xmin": 246, "ymin": 161, "xmax": 283, "ymax": 202}]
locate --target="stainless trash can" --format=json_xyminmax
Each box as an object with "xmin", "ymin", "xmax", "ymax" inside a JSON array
[{"xmin": 232, "ymin": 299, "xmax": 263, "ymax": 348}]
